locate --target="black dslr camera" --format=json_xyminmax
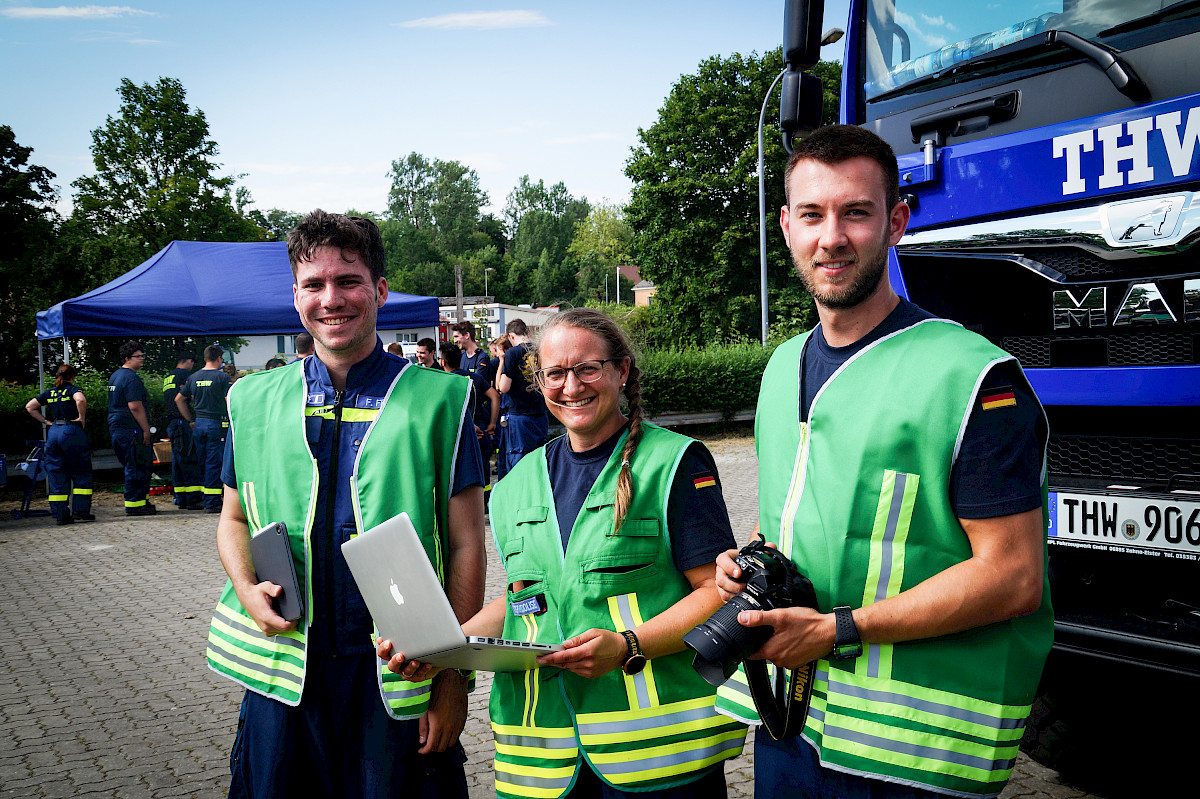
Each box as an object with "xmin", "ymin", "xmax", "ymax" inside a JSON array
[{"xmin": 683, "ymin": 540, "xmax": 817, "ymax": 687}]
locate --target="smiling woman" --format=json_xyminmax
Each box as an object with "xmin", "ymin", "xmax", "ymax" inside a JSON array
[{"xmin": 413, "ymin": 308, "xmax": 749, "ymax": 798}]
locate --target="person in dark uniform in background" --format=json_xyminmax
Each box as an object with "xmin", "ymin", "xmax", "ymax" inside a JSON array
[
  {"xmin": 265, "ymin": 357, "xmax": 287, "ymax": 370},
  {"xmin": 108, "ymin": 340, "xmax": 156, "ymax": 516},
  {"xmin": 293, "ymin": 332, "xmax": 314, "ymax": 363},
  {"xmin": 176, "ymin": 345, "xmax": 232, "ymax": 514},
  {"xmin": 495, "ymin": 318, "xmax": 548, "ymax": 474},
  {"xmin": 26, "ymin": 364, "xmax": 94, "ymax": 525},
  {"xmin": 450, "ymin": 321, "xmax": 490, "ymax": 375},
  {"xmin": 415, "ymin": 337, "xmax": 439, "ymax": 368},
  {"xmin": 440, "ymin": 342, "xmax": 499, "ymax": 492},
  {"xmin": 488, "ymin": 335, "xmax": 512, "ymax": 481},
  {"xmin": 164, "ymin": 351, "xmax": 203, "ymax": 510}
]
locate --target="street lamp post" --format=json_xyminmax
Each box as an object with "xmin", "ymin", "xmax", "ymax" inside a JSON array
[
  {"xmin": 485, "ymin": 267, "xmax": 493, "ymax": 298},
  {"xmin": 615, "ymin": 265, "xmax": 620, "ymax": 304}
]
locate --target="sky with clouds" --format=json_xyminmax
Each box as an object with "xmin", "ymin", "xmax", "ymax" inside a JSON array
[{"xmin": 1, "ymin": 1, "xmax": 850, "ymax": 219}]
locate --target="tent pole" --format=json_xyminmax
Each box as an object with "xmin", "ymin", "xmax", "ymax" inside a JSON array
[
  {"xmin": 63, "ymin": 338, "xmax": 69, "ymax": 365},
  {"xmin": 37, "ymin": 339, "xmax": 45, "ymax": 392}
]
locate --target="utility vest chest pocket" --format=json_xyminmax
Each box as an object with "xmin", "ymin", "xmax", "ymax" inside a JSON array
[{"xmin": 579, "ymin": 492, "xmax": 664, "ymax": 587}]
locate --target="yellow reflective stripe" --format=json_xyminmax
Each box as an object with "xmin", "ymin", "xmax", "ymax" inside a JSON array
[
  {"xmin": 241, "ymin": 481, "xmax": 262, "ymax": 530},
  {"xmin": 606, "ymin": 593, "xmax": 658, "ymax": 709},
  {"xmin": 176, "ymin": 486, "xmax": 202, "ymax": 493},
  {"xmin": 778, "ymin": 422, "xmax": 810, "ymax": 560},
  {"xmin": 125, "ymin": 499, "xmax": 146, "ymax": 507},
  {"xmin": 818, "ymin": 667, "xmax": 1030, "ymax": 740},
  {"xmin": 72, "ymin": 488, "xmax": 93, "ymax": 495},
  {"xmin": 585, "ymin": 728, "xmax": 746, "ymax": 784},
  {"xmin": 304, "ymin": 405, "xmax": 380, "ymax": 423},
  {"xmin": 859, "ymin": 470, "xmax": 919, "ymax": 681},
  {"xmin": 202, "ymin": 487, "xmax": 222, "ymax": 495},
  {"xmin": 49, "ymin": 494, "xmax": 69, "ymax": 502}
]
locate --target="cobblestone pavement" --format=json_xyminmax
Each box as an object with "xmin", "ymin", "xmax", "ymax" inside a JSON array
[{"xmin": 0, "ymin": 437, "xmax": 1102, "ymax": 798}]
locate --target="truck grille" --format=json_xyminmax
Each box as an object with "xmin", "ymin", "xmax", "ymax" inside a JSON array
[
  {"xmin": 1002, "ymin": 332, "xmax": 1197, "ymax": 367},
  {"xmin": 1050, "ymin": 435, "xmax": 1200, "ymax": 483}
]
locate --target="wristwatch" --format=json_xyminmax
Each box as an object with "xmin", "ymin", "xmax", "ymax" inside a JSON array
[
  {"xmin": 620, "ymin": 630, "xmax": 647, "ymax": 675},
  {"xmin": 832, "ymin": 606, "xmax": 863, "ymax": 660}
]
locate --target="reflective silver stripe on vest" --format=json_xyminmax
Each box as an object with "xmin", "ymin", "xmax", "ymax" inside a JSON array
[
  {"xmin": 382, "ymin": 681, "xmax": 432, "ymax": 701},
  {"xmin": 576, "ymin": 705, "xmax": 715, "ymax": 737},
  {"xmin": 494, "ymin": 732, "xmax": 578, "ymax": 750},
  {"xmin": 590, "ymin": 737, "xmax": 741, "ymax": 777},
  {"xmin": 821, "ymin": 720, "xmax": 1017, "ymax": 773},
  {"xmin": 496, "ymin": 771, "xmax": 576, "ymax": 790},
  {"xmin": 213, "ymin": 604, "xmax": 305, "ymax": 651},
  {"xmin": 611, "ymin": 593, "xmax": 651, "ymax": 709},
  {"xmin": 206, "ymin": 639, "xmax": 302, "ymax": 687},
  {"xmin": 821, "ymin": 669, "xmax": 1028, "ymax": 731},
  {"xmin": 868, "ymin": 472, "xmax": 906, "ymax": 679}
]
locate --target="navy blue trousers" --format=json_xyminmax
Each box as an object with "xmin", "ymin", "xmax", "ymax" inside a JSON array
[
  {"xmin": 503, "ymin": 413, "xmax": 548, "ymax": 474},
  {"xmin": 194, "ymin": 417, "xmax": 227, "ymax": 510},
  {"xmin": 167, "ymin": 418, "xmax": 202, "ymax": 508},
  {"xmin": 228, "ymin": 653, "xmax": 468, "ymax": 799},
  {"xmin": 111, "ymin": 427, "xmax": 151, "ymax": 510},
  {"xmin": 755, "ymin": 732, "xmax": 953, "ymax": 799},
  {"xmin": 44, "ymin": 423, "xmax": 92, "ymax": 520}
]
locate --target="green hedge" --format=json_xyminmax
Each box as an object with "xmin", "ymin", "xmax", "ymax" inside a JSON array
[
  {"xmin": 1, "ymin": 345, "xmax": 778, "ymax": 457},
  {"xmin": 0, "ymin": 369, "xmax": 167, "ymax": 456},
  {"xmin": 639, "ymin": 343, "xmax": 774, "ymax": 419}
]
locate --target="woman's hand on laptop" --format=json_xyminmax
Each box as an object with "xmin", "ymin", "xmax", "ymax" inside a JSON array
[{"xmin": 376, "ymin": 638, "xmax": 441, "ymax": 681}]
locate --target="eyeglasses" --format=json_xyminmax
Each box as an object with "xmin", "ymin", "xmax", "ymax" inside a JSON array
[
  {"xmin": 131, "ymin": 353, "xmax": 145, "ymax": 359},
  {"xmin": 535, "ymin": 359, "xmax": 618, "ymax": 390}
]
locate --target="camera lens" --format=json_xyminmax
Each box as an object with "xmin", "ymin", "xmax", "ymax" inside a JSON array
[{"xmin": 683, "ymin": 593, "xmax": 773, "ymax": 687}]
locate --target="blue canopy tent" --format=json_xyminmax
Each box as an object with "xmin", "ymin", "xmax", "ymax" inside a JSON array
[{"xmin": 35, "ymin": 240, "xmax": 438, "ymax": 381}]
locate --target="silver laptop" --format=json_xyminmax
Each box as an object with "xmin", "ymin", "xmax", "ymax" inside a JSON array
[{"xmin": 341, "ymin": 512, "xmax": 562, "ymax": 672}]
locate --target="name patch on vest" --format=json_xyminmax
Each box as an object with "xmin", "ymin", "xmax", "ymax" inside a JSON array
[
  {"xmin": 307, "ymin": 392, "xmax": 325, "ymax": 406},
  {"xmin": 510, "ymin": 594, "xmax": 547, "ymax": 616}
]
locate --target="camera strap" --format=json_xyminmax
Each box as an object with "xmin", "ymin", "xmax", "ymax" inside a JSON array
[{"xmin": 744, "ymin": 659, "xmax": 815, "ymax": 740}]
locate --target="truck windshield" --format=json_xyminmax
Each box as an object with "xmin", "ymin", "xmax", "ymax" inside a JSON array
[{"xmin": 863, "ymin": 0, "xmax": 1173, "ymax": 101}]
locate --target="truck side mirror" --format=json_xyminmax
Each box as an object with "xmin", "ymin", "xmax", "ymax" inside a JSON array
[
  {"xmin": 784, "ymin": 0, "xmax": 825, "ymax": 70},
  {"xmin": 780, "ymin": 69, "xmax": 824, "ymax": 152}
]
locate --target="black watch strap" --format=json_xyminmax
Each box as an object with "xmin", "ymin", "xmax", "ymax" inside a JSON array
[{"xmin": 833, "ymin": 606, "xmax": 862, "ymax": 660}]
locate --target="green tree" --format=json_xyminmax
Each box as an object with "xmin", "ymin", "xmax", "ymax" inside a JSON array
[
  {"xmin": 625, "ymin": 51, "xmax": 839, "ymax": 344},
  {"xmin": 248, "ymin": 208, "xmax": 303, "ymax": 241},
  {"xmin": 567, "ymin": 202, "xmax": 635, "ymax": 305},
  {"xmin": 0, "ymin": 126, "xmax": 64, "ymax": 380},
  {"xmin": 503, "ymin": 175, "xmax": 574, "ymax": 239},
  {"xmin": 386, "ymin": 153, "xmax": 489, "ymax": 256},
  {"xmin": 70, "ymin": 77, "xmax": 262, "ymax": 279}
]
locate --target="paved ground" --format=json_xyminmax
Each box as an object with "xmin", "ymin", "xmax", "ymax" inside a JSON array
[{"xmin": 0, "ymin": 436, "xmax": 1103, "ymax": 798}]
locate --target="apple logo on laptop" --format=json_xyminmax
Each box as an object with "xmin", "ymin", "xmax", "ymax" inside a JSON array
[{"xmin": 390, "ymin": 579, "xmax": 404, "ymax": 606}]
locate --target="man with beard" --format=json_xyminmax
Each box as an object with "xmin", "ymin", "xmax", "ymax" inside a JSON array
[{"xmin": 714, "ymin": 125, "xmax": 1053, "ymax": 799}]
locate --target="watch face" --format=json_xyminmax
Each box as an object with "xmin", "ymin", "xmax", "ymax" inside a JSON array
[
  {"xmin": 622, "ymin": 654, "xmax": 647, "ymax": 675},
  {"xmin": 834, "ymin": 642, "xmax": 862, "ymax": 660}
]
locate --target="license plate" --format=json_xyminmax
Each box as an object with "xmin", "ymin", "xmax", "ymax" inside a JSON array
[{"xmin": 1048, "ymin": 491, "xmax": 1200, "ymax": 559}]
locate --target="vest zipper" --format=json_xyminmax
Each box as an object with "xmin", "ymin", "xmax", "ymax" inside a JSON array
[{"xmin": 324, "ymin": 389, "xmax": 345, "ymax": 638}]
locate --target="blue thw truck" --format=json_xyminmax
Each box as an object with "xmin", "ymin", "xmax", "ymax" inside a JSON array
[{"xmin": 780, "ymin": 0, "xmax": 1200, "ymax": 779}]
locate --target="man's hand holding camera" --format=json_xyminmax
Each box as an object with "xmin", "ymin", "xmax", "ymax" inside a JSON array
[{"xmin": 714, "ymin": 544, "xmax": 836, "ymax": 670}]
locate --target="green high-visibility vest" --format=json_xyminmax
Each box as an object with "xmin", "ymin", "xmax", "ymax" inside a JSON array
[
  {"xmin": 205, "ymin": 361, "xmax": 469, "ymax": 719},
  {"xmin": 488, "ymin": 423, "xmax": 747, "ymax": 798},
  {"xmin": 720, "ymin": 319, "xmax": 1053, "ymax": 797}
]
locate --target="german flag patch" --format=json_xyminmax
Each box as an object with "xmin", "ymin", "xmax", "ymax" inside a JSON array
[
  {"xmin": 980, "ymin": 385, "xmax": 1017, "ymax": 411},
  {"xmin": 692, "ymin": 471, "xmax": 717, "ymax": 490}
]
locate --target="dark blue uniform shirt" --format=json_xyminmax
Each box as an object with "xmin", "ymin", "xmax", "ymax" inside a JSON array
[
  {"xmin": 37, "ymin": 384, "xmax": 82, "ymax": 422},
  {"xmin": 223, "ymin": 339, "xmax": 484, "ymax": 656},
  {"xmin": 801, "ymin": 299, "xmax": 1046, "ymax": 520},
  {"xmin": 107, "ymin": 367, "xmax": 148, "ymax": 431},
  {"xmin": 545, "ymin": 423, "xmax": 737, "ymax": 573}
]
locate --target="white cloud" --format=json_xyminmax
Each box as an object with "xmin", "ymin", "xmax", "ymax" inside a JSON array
[
  {"xmin": 919, "ymin": 14, "xmax": 957, "ymax": 32},
  {"xmin": 397, "ymin": 10, "xmax": 551, "ymax": 31},
  {"xmin": 1, "ymin": 5, "xmax": 156, "ymax": 20}
]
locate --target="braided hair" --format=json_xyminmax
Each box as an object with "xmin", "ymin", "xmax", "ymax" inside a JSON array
[{"xmin": 534, "ymin": 308, "xmax": 644, "ymax": 534}]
